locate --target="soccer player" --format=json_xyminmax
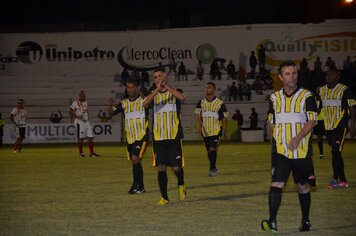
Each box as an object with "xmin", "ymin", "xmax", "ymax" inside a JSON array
[
  {"xmin": 108, "ymin": 79, "xmax": 148, "ymax": 194},
  {"xmin": 319, "ymin": 70, "xmax": 356, "ymax": 189},
  {"xmin": 195, "ymin": 82, "xmax": 228, "ymax": 177},
  {"xmin": 261, "ymin": 60, "xmax": 317, "ymax": 233},
  {"xmin": 142, "ymin": 68, "xmax": 186, "ymax": 205},
  {"xmin": 68, "ymin": 90, "xmax": 100, "ymax": 158},
  {"xmin": 10, "ymin": 99, "xmax": 27, "ymax": 153}
]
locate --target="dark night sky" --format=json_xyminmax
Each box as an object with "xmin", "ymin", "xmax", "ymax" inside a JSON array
[{"xmin": 1, "ymin": 0, "xmax": 355, "ymax": 32}]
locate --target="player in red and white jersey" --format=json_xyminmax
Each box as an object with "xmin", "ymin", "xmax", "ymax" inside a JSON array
[
  {"xmin": 68, "ymin": 91, "xmax": 100, "ymax": 158},
  {"xmin": 10, "ymin": 98, "xmax": 27, "ymax": 153}
]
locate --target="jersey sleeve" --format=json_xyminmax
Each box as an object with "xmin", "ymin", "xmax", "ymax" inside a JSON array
[
  {"xmin": 112, "ymin": 102, "xmax": 123, "ymax": 116},
  {"xmin": 10, "ymin": 108, "xmax": 17, "ymax": 116},
  {"xmin": 306, "ymin": 94, "xmax": 318, "ymax": 121},
  {"xmin": 267, "ymin": 99, "xmax": 275, "ymax": 124},
  {"xmin": 194, "ymin": 100, "xmax": 202, "ymax": 114},
  {"xmin": 218, "ymin": 103, "xmax": 229, "ymax": 119},
  {"xmin": 343, "ymin": 87, "xmax": 356, "ymax": 109}
]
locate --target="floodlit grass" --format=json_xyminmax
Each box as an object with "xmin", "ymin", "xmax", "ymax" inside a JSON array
[{"xmin": 0, "ymin": 141, "xmax": 356, "ymax": 235}]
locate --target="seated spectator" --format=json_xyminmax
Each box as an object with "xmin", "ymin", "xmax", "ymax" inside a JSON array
[
  {"xmin": 98, "ymin": 110, "xmax": 112, "ymax": 122},
  {"xmin": 50, "ymin": 111, "xmax": 63, "ymax": 123},
  {"xmin": 239, "ymin": 79, "xmax": 251, "ymax": 101},
  {"xmin": 237, "ymin": 66, "xmax": 246, "ymax": 81},
  {"xmin": 227, "ymin": 60, "xmax": 236, "ymax": 80},
  {"xmin": 141, "ymin": 70, "xmax": 150, "ymax": 87},
  {"xmin": 232, "ymin": 109, "xmax": 244, "ymax": 141},
  {"xmin": 229, "ymin": 82, "xmax": 238, "ymax": 101},
  {"xmin": 178, "ymin": 62, "xmax": 188, "ymax": 81},
  {"xmin": 252, "ymin": 77, "xmax": 264, "ymax": 95},
  {"xmin": 196, "ymin": 60, "xmax": 204, "ymax": 81}
]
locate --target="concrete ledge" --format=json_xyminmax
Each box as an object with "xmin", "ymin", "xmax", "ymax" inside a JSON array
[{"xmin": 241, "ymin": 129, "xmax": 264, "ymax": 142}]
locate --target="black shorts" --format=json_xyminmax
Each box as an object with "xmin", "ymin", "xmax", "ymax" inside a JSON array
[
  {"xmin": 271, "ymin": 153, "xmax": 315, "ymax": 185},
  {"xmin": 203, "ymin": 135, "xmax": 220, "ymax": 151},
  {"xmin": 313, "ymin": 120, "xmax": 325, "ymax": 136},
  {"xmin": 126, "ymin": 139, "xmax": 148, "ymax": 160},
  {"xmin": 153, "ymin": 139, "xmax": 183, "ymax": 167},
  {"xmin": 16, "ymin": 127, "xmax": 26, "ymax": 139},
  {"xmin": 325, "ymin": 125, "xmax": 348, "ymax": 151}
]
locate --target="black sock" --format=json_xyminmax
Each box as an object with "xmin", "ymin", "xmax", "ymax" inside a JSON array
[
  {"xmin": 269, "ymin": 187, "xmax": 282, "ymax": 221},
  {"xmin": 333, "ymin": 150, "xmax": 346, "ymax": 182},
  {"xmin": 317, "ymin": 141, "xmax": 323, "ymax": 155},
  {"xmin": 134, "ymin": 163, "xmax": 144, "ymax": 189},
  {"xmin": 158, "ymin": 171, "xmax": 168, "ymax": 200},
  {"xmin": 175, "ymin": 168, "xmax": 185, "ymax": 186},
  {"xmin": 209, "ymin": 150, "xmax": 217, "ymax": 170},
  {"xmin": 133, "ymin": 163, "xmax": 139, "ymax": 184},
  {"xmin": 299, "ymin": 192, "xmax": 311, "ymax": 221}
]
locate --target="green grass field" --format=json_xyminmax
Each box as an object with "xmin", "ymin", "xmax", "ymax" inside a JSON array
[{"xmin": 1, "ymin": 141, "xmax": 356, "ymax": 235}]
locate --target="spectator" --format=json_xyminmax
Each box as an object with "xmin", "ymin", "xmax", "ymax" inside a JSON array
[
  {"xmin": 149, "ymin": 82, "xmax": 157, "ymax": 93},
  {"xmin": 249, "ymin": 51, "xmax": 258, "ymax": 75},
  {"xmin": 249, "ymin": 107, "xmax": 258, "ymax": 129},
  {"xmin": 237, "ymin": 66, "xmax": 246, "ymax": 81},
  {"xmin": 239, "ymin": 79, "xmax": 251, "ymax": 101},
  {"xmin": 252, "ymin": 77, "xmax": 264, "ymax": 95},
  {"xmin": 141, "ymin": 70, "xmax": 150, "ymax": 87},
  {"xmin": 232, "ymin": 109, "xmax": 244, "ymax": 141},
  {"xmin": 168, "ymin": 58, "xmax": 177, "ymax": 74},
  {"xmin": 196, "ymin": 60, "xmax": 204, "ymax": 81},
  {"xmin": 50, "ymin": 111, "xmax": 63, "ymax": 123},
  {"xmin": 314, "ymin": 57, "xmax": 322, "ymax": 72},
  {"xmin": 325, "ymin": 57, "xmax": 336, "ymax": 70},
  {"xmin": 258, "ymin": 44, "xmax": 266, "ymax": 70},
  {"xmin": 210, "ymin": 59, "xmax": 221, "ymax": 80},
  {"xmin": 178, "ymin": 61, "xmax": 188, "ymax": 81},
  {"xmin": 229, "ymin": 82, "xmax": 238, "ymax": 101},
  {"xmin": 139, "ymin": 84, "xmax": 149, "ymax": 97},
  {"xmin": 227, "ymin": 60, "xmax": 236, "ymax": 80},
  {"xmin": 10, "ymin": 98, "xmax": 27, "ymax": 153},
  {"xmin": 121, "ymin": 68, "xmax": 130, "ymax": 86},
  {"xmin": 98, "ymin": 109, "xmax": 112, "ymax": 122}
]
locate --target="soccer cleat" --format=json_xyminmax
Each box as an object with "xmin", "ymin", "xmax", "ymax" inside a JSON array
[
  {"xmin": 261, "ymin": 219, "xmax": 277, "ymax": 233},
  {"xmin": 136, "ymin": 187, "xmax": 146, "ymax": 194},
  {"xmin": 79, "ymin": 153, "xmax": 85, "ymax": 157},
  {"xmin": 128, "ymin": 183, "xmax": 139, "ymax": 194},
  {"xmin": 178, "ymin": 185, "xmax": 186, "ymax": 201},
  {"xmin": 299, "ymin": 220, "xmax": 312, "ymax": 232},
  {"xmin": 328, "ymin": 179, "xmax": 338, "ymax": 189},
  {"xmin": 90, "ymin": 153, "xmax": 100, "ymax": 157},
  {"xmin": 319, "ymin": 154, "xmax": 324, "ymax": 159},
  {"xmin": 338, "ymin": 181, "xmax": 349, "ymax": 188},
  {"xmin": 157, "ymin": 198, "xmax": 169, "ymax": 205},
  {"xmin": 208, "ymin": 168, "xmax": 218, "ymax": 177}
]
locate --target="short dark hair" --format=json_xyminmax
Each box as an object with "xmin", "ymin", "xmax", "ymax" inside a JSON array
[
  {"xmin": 126, "ymin": 79, "xmax": 138, "ymax": 87},
  {"xmin": 278, "ymin": 60, "xmax": 296, "ymax": 75},
  {"xmin": 206, "ymin": 82, "xmax": 216, "ymax": 90},
  {"xmin": 153, "ymin": 67, "xmax": 165, "ymax": 73}
]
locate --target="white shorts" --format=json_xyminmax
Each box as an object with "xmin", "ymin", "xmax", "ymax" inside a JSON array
[{"xmin": 74, "ymin": 119, "xmax": 94, "ymax": 139}]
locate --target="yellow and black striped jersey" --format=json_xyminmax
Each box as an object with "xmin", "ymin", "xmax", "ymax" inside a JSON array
[
  {"xmin": 268, "ymin": 87, "xmax": 317, "ymax": 159},
  {"xmin": 319, "ymin": 83, "xmax": 355, "ymax": 130},
  {"xmin": 195, "ymin": 97, "xmax": 228, "ymax": 137},
  {"xmin": 151, "ymin": 90, "xmax": 183, "ymax": 141},
  {"xmin": 112, "ymin": 96, "xmax": 149, "ymax": 144}
]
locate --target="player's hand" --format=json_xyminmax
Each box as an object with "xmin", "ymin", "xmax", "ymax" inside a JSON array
[{"xmin": 288, "ymin": 136, "xmax": 300, "ymax": 150}]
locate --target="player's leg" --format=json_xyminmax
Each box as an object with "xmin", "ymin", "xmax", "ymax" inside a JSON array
[
  {"xmin": 169, "ymin": 139, "xmax": 185, "ymax": 201},
  {"xmin": 208, "ymin": 136, "xmax": 220, "ymax": 176},
  {"xmin": 86, "ymin": 123, "xmax": 99, "ymax": 157},
  {"xmin": 333, "ymin": 127, "xmax": 348, "ymax": 187},
  {"xmin": 154, "ymin": 141, "xmax": 169, "ymax": 204},
  {"xmin": 130, "ymin": 140, "xmax": 147, "ymax": 193}
]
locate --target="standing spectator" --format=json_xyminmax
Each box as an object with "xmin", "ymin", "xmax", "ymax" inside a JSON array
[
  {"xmin": 261, "ymin": 60, "xmax": 317, "ymax": 233},
  {"xmin": 249, "ymin": 107, "xmax": 258, "ymax": 129},
  {"xmin": 195, "ymin": 82, "xmax": 228, "ymax": 177},
  {"xmin": 142, "ymin": 68, "xmax": 186, "ymax": 205},
  {"xmin": 319, "ymin": 70, "xmax": 356, "ymax": 189},
  {"xmin": 324, "ymin": 57, "xmax": 336, "ymax": 70},
  {"xmin": 0, "ymin": 113, "xmax": 5, "ymax": 147},
  {"xmin": 50, "ymin": 111, "xmax": 63, "ymax": 123},
  {"xmin": 97, "ymin": 110, "xmax": 112, "ymax": 122},
  {"xmin": 258, "ymin": 44, "xmax": 266, "ymax": 70},
  {"xmin": 178, "ymin": 61, "xmax": 188, "ymax": 81},
  {"xmin": 314, "ymin": 57, "xmax": 322, "ymax": 72},
  {"xmin": 231, "ymin": 109, "xmax": 244, "ymax": 141},
  {"xmin": 121, "ymin": 68, "xmax": 130, "ymax": 86},
  {"xmin": 196, "ymin": 60, "xmax": 204, "ymax": 81},
  {"xmin": 228, "ymin": 82, "xmax": 238, "ymax": 101},
  {"xmin": 249, "ymin": 51, "xmax": 258, "ymax": 75},
  {"xmin": 227, "ymin": 60, "xmax": 236, "ymax": 80},
  {"xmin": 68, "ymin": 91, "xmax": 100, "ymax": 158},
  {"xmin": 108, "ymin": 79, "xmax": 149, "ymax": 194},
  {"xmin": 168, "ymin": 58, "xmax": 177, "ymax": 74},
  {"xmin": 210, "ymin": 59, "xmax": 221, "ymax": 80},
  {"xmin": 141, "ymin": 70, "xmax": 150, "ymax": 87},
  {"xmin": 10, "ymin": 99, "xmax": 27, "ymax": 153}
]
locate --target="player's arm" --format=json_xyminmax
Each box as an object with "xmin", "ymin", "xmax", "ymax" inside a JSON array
[
  {"xmin": 219, "ymin": 103, "xmax": 229, "ymax": 139},
  {"xmin": 165, "ymin": 84, "xmax": 185, "ymax": 101},
  {"xmin": 267, "ymin": 99, "xmax": 275, "ymax": 134},
  {"xmin": 288, "ymin": 95, "xmax": 317, "ymax": 150},
  {"xmin": 346, "ymin": 90, "xmax": 356, "ymax": 136},
  {"xmin": 108, "ymin": 98, "xmax": 122, "ymax": 117},
  {"xmin": 67, "ymin": 106, "xmax": 79, "ymax": 119},
  {"xmin": 9, "ymin": 112, "xmax": 18, "ymax": 127}
]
